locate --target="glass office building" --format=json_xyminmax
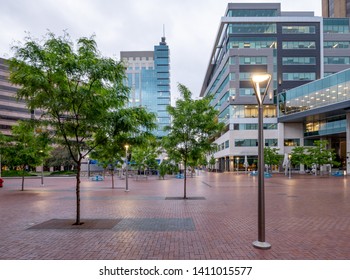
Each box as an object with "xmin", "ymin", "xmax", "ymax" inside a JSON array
[
  {"xmin": 121, "ymin": 37, "xmax": 170, "ymax": 138},
  {"xmin": 201, "ymin": 3, "xmax": 350, "ymax": 171},
  {"xmin": 200, "ymin": 3, "xmax": 322, "ymax": 172},
  {"xmin": 278, "ymin": 68, "xmax": 350, "ymax": 171}
]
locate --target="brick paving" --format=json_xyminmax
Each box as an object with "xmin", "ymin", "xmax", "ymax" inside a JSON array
[{"xmin": 0, "ymin": 172, "xmax": 350, "ymax": 260}]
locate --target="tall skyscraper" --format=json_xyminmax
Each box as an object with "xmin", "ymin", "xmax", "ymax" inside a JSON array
[
  {"xmin": 322, "ymin": 0, "xmax": 350, "ymax": 18},
  {"xmin": 121, "ymin": 37, "xmax": 171, "ymax": 138}
]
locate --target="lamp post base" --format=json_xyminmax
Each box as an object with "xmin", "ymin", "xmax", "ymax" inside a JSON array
[{"xmin": 252, "ymin": 240, "xmax": 271, "ymax": 250}]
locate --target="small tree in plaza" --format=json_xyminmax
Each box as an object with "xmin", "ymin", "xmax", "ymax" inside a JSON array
[
  {"xmin": 45, "ymin": 145, "xmax": 77, "ymax": 172},
  {"xmin": 209, "ymin": 156, "xmax": 216, "ymax": 171},
  {"xmin": 305, "ymin": 140, "xmax": 339, "ymax": 175},
  {"xmin": 4, "ymin": 121, "xmax": 51, "ymax": 190},
  {"xmin": 9, "ymin": 32, "xmax": 131, "ymax": 225},
  {"xmin": 89, "ymin": 138, "xmax": 124, "ymax": 189},
  {"xmin": 264, "ymin": 147, "xmax": 282, "ymax": 173},
  {"xmin": 290, "ymin": 140, "xmax": 339, "ymax": 175},
  {"xmin": 289, "ymin": 146, "xmax": 309, "ymax": 169},
  {"xmin": 158, "ymin": 159, "xmax": 178, "ymax": 179},
  {"xmin": 131, "ymin": 144, "xmax": 159, "ymax": 178},
  {"xmin": 91, "ymin": 106, "xmax": 156, "ymax": 187},
  {"xmin": 163, "ymin": 84, "xmax": 225, "ymax": 199}
]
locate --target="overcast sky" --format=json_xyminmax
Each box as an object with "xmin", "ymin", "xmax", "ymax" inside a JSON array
[{"xmin": 0, "ymin": 0, "xmax": 321, "ymax": 99}]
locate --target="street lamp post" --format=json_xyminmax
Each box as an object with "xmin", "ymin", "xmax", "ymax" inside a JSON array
[
  {"xmin": 236, "ymin": 157, "xmax": 239, "ymax": 175},
  {"xmin": 288, "ymin": 154, "xmax": 292, "ymax": 179},
  {"xmin": 251, "ymin": 73, "xmax": 272, "ymax": 250},
  {"xmin": 39, "ymin": 150, "xmax": 44, "ymax": 187},
  {"xmin": 125, "ymin": 144, "xmax": 129, "ymax": 192},
  {"xmin": 86, "ymin": 155, "xmax": 90, "ymax": 178}
]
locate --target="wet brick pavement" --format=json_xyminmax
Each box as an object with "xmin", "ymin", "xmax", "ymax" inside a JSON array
[{"xmin": 0, "ymin": 172, "xmax": 350, "ymax": 260}]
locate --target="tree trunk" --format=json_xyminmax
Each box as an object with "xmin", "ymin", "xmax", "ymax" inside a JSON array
[
  {"xmin": 74, "ymin": 160, "xmax": 83, "ymax": 225},
  {"xmin": 183, "ymin": 160, "xmax": 187, "ymax": 199}
]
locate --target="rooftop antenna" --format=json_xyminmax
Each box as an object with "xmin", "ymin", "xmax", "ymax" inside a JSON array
[{"xmin": 161, "ymin": 24, "xmax": 166, "ymax": 45}]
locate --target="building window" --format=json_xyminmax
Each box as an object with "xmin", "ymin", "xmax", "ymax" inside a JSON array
[
  {"xmin": 284, "ymin": 139, "xmax": 300, "ymax": 146},
  {"xmin": 235, "ymin": 139, "xmax": 257, "ymax": 147},
  {"xmin": 282, "ymin": 57, "xmax": 316, "ymax": 65},
  {"xmin": 239, "ymin": 56, "xmax": 267, "ymax": 65},
  {"xmin": 282, "ymin": 41, "xmax": 316, "ymax": 49},
  {"xmin": 239, "ymin": 88, "xmax": 255, "ymax": 96},
  {"xmin": 232, "ymin": 105, "xmax": 277, "ymax": 118},
  {"xmin": 228, "ymin": 23, "xmax": 276, "ymax": 34},
  {"xmin": 229, "ymin": 57, "xmax": 236, "ymax": 65},
  {"xmin": 229, "ymin": 38, "xmax": 277, "ymax": 49},
  {"xmin": 233, "ymin": 123, "xmax": 277, "ymax": 130},
  {"xmin": 282, "ymin": 26, "xmax": 316, "ymax": 34},
  {"xmin": 225, "ymin": 140, "xmax": 229, "ymax": 149},
  {"xmin": 324, "ymin": 18, "xmax": 350, "ymax": 34},
  {"xmin": 282, "ymin": 72, "xmax": 316, "ymax": 81},
  {"xmin": 324, "ymin": 57, "xmax": 350, "ymax": 64},
  {"xmin": 324, "ymin": 41, "xmax": 350, "ymax": 48},
  {"xmin": 226, "ymin": 9, "xmax": 278, "ymax": 17},
  {"xmin": 265, "ymin": 139, "xmax": 278, "ymax": 147}
]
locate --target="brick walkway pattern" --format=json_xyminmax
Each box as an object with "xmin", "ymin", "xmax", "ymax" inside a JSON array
[{"xmin": 0, "ymin": 172, "xmax": 349, "ymax": 260}]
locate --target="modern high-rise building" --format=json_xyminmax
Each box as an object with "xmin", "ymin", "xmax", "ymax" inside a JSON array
[
  {"xmin": 121, "ymin": 36, "xmax": 171, "ymax": 138},
  {"xmin": 201, "ymin": 2, "xmax": 350, "ymax": 172},
  {"xmin": 322, "ymin": 0, "xmax": 350, "ymax": 18}
]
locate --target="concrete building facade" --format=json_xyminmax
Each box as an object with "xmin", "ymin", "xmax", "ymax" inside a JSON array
[
  {"xmin": 322, "ymin": 0, "xmax": 350, "ymax": 18},
  {"xmin": 0, "ymin": 58, "xmax": 34, "ymax": 135}
]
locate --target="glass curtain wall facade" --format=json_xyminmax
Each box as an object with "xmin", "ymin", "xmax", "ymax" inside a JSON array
[
  {"xmin": 121, "ymin": 37, "xmax": 170, "ymax": 138},
  {"xmin": 200, "ymin": 3, "xmax": 322, "ymax": 172},
  {"xmin": 278, "ymin": 68, "xmax": 350, "ymax": 171}
]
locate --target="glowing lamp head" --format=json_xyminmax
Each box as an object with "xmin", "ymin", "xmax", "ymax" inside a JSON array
[{"xmin": 252, "ymin": 74, "xmax": 271, "ymax": 84}]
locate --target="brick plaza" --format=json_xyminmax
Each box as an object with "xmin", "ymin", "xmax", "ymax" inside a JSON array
[{"xmin": 0, "ymin": 172, "xmax": 349, "ymax": 260}]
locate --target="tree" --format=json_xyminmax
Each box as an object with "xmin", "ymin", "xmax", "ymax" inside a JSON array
[
  {"xmin": 91, "ymin": 107, "xmax": 156, "ymax": 188},
  {"xmin": 45, "ymin": 145, "xmax": 77, "ymax": 171},
  {"xmin": 6, "ymin": 121, "xmax": 51, "ymax": 190},
  {"xmin": 209, "ymin": 156, "xmax": 216, "ymax": 171},
  {"xmin": 290, "ymin": 146, "xmax": 309, "ymax": 171},
  {"xmin": 264, "ymin": 147, "xmax": 282, "ymax": 173},
  {"xmin": 89, "ymin": 139, "xmax": 123, "ymax": 189},
  {"xmin": 131, "ymin": 144, "xmax": 159, "ymax": 178},
  {"xmin": 306, "ymin": 140, "xmax": 339, "ymax": 176},
  {"xmin": 9, "ymin": 32, "xmax": 130, "ymax": 224},
  {"xmin": 163, "ymin": 84, "xmax": 225, "ymax": 199}
]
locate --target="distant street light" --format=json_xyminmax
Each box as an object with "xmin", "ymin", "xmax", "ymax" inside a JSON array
[
  {"xmin": 288, "ymin": 154, "xmax": 292, "ymax": 179},
  {"xmin": 86, "ymin": 155, "xmax": 90, "ymax": 178},
  {"xmin": 125, "ymin": 144, "xmax": 129, "ymax": 192},
  {"xmin": 251, "ymin": 73, "xmax": 272, "ymax": 250},
  {"xmin": 39, "ymin": 150, "xmax": 44, "ymax": 187}
]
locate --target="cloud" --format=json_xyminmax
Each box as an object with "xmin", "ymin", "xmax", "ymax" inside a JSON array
[{"xmin": 0, "ymin": 0, "xmax": 321, "ymax": 98}]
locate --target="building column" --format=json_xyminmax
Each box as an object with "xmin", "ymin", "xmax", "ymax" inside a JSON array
[
  {"xmin": 226, "ymin": 157, "xmax": 230, "ymax": 172},
  {"xmin": 347, "ymin": 113, "xmax": 350, "ymax": 175}
]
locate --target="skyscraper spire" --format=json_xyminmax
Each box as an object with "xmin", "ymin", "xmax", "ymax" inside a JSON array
[{"xmin": 161, "ymin": 24, "xmax": 166, "ymax": 45}]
